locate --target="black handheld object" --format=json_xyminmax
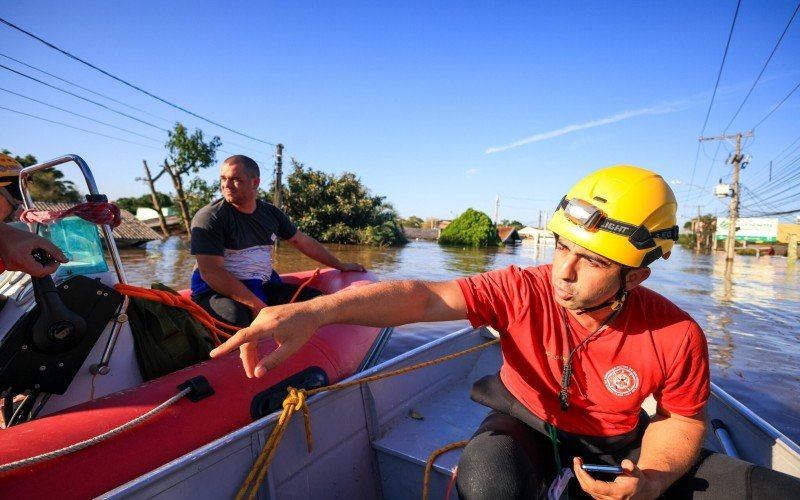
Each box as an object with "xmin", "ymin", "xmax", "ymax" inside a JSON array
[
  {"xmin": 31, "ymin": 248, "xmax": 53, "ymax": 266},
  {"xmin": 581, "ymin": 464, "xmax": 624, "ymax": 475}
]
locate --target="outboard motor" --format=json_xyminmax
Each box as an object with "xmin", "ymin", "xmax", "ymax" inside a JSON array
[
  {"xmin": 0, "ymin": 241, "xmax": 122, "ymax": 427},
  {"xmin": 0, "ymin": 269, "xmax": 122, "ymax": 424}
]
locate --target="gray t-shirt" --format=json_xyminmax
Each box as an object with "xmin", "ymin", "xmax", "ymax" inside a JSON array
[{"xmin": 190, "ymin": 199, "xmax": 297, "ymax": 283}]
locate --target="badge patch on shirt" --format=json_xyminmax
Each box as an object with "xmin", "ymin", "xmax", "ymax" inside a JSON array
[{"xmin": 604, "ymin": 365, "xmax": 639, "ymax": 396}]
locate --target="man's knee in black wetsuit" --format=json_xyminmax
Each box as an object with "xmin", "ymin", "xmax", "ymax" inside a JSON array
[
  {"xmin": 665, "ymin": 449, "xmax": 800, "ymax": 500},
  {"xmin": 456, "ymin": 412, "xmax": 553, "ymax": 499},
  {"xmin": 193, "ymin": 293, "xmax": 252, "ymax": 328}
]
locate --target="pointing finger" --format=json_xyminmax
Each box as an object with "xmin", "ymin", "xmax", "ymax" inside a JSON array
[
  {"xmin": 210, "ymin": 325, "xmax": 268, "ymax": 358},
  {"xmin": 254, "ymin": 339, "xmax": 301, "ymax": 378}
]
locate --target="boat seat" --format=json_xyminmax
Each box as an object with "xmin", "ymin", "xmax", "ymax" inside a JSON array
[
  {"xmin": 369, "ymin": 339, "xmax": 500, "ymax": 500},
  {"xmin": 371, "ymin": 374, "xmax": 490, "ymax": 499}
]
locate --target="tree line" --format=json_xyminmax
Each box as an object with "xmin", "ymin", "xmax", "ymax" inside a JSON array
[{"xmin": 10, "ymin": 136, "xmax": 718, "ymax": 252}]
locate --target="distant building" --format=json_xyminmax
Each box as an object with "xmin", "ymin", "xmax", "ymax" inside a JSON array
[
  {"xmin": 403, "ymin": 227, "xmax": 440, "ymax": 241},
  {"xmin": 518, "ymin": 226, "xmax": 555, "ymax": 245},
  {"xmin": 496, "ymin": 226, "xmax": 522, "ymax": 244},
  {"xmin": 135, "ymin": 206, "xmax": 177, "ymax": 221}
]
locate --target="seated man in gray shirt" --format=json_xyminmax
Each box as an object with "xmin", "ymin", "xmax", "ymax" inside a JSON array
[{"xmin": 190, "ymin": 154, "xmax": 365, "ymax": 327}]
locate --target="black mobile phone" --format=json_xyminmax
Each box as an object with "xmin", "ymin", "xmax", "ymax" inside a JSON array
[{"xmin": 581, "ymin": 463, "xmax": 624, "ymax": 475}]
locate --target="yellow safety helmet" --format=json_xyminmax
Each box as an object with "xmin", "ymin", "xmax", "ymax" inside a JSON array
[
  {"xmin": 0, "ymin": 153, "xmax": 22, "ymax": 188},
  {"xmin": 547, "ymin": 165, "xmax": 679, "ymax": 268}
]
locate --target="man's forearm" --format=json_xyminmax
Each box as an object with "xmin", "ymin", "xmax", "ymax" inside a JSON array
[
  {"xmin": 636, "ymin": 408, "xmax": 706, "ymax": 497},
  {"xmin": 292, "ymin": 234, "xmax": 343, "ymax": 269},
  {"xmin": 200, "ymin": 267, "xmax": 266, "ymax": 312},
  {"xmin": 296, "ymin": 279, "xmax": 467, "ymax": 329}
]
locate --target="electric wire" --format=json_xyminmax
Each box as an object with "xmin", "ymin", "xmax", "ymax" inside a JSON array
[
  {"xmin": 699, "ymin": 0, "xmax": 742, "ymax": 137},
  {"xmin": 1, "ymin": 52, "xmax": 270, "ymax": 156},
  {"xmin": 0, "ymin": 16, "xmax": 276, "ymax": 147},
  {"xmin": 751, "ymin": 79, "xmax": 800, "ymax": 130},
  {"xmin": 0, "ymin": 63, "xmax": 169, "ymax": 132},
  {"xmin": 722, "ymin": 1, "xmax": 800, "ymax": 132},
  {"xmin": 0, "ymin": 105, "xmax": 162, "ymax": 150},
  {"xmin": 686, "ymin": 0, "xmax": 741, "ymax": 208},
  {"xmin": 0, "ymin": 51, "xmax": 173, "ymax": 124},
  {"xmin": 0, "ymin": 86, "xmax": 163, "ymax": 143}
]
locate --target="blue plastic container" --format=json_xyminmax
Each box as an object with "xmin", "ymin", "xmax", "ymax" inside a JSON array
[{"xmin": 39, "ymin": 216, "xmax": 108, "ymax": 277}]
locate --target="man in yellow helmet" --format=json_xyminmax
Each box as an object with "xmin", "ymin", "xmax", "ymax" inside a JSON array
[
  {"xmin": 0, "ymin": 152, "xmax": 23, "ymax": 222},
  {"xmin": 0, "ymin": 153, "xmax": 67, "ymax": 277},
  {"xmin": 210, "ymin": 165, "xmax": 800, "ymax": 498}
]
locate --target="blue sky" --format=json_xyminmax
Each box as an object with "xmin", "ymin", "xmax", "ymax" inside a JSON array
[{"xmin": 2, "ymin": 1, "xmax": 799, "ymax": 226}]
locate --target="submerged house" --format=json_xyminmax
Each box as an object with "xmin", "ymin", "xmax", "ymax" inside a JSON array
[{"xmin": 496, "ymin": 225, "xmax": 522, "ymax": 244}]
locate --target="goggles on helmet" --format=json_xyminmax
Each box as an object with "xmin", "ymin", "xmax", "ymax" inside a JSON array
[
  {"xmin": 557, "ymin": 196, "xmax": 679, "ymax": 251},
  {"xmin": 562, "ymin": 198, "xmax": 605, "ymax": 230}
]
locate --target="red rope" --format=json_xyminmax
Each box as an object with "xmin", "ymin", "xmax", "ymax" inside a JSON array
[{"xmin": 19, "ymin": 202, "xmax": 122, "ymax": 228}]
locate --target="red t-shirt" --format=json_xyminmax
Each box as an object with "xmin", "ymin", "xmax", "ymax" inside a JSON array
[{"xmin": 457, "ymin": 264, "xmax": 710, "ymax": 437}]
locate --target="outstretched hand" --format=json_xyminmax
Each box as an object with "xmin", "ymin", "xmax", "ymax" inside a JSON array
[
  {"xmin": 0, "ymin": 225, "xmax": 68, "ymax": 277},
  {"xmin": 338, "ymin": 262, "xmax": 366, "ymax": 273},
  {"xmin": 573, "ymin": 457, "xmax": 652, "ymax": 500},
  {"xmin": 209, "ymin": 303, "xmax": 320, "ymax": 378}
]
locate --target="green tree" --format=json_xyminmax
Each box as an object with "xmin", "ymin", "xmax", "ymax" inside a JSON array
[
  {"xmin": 678, "ymin": 214, "xmax": 717, "ymax": 253},
  {"xmin": 115, "ymin": 192, "xmax": 174, "ymax": 214},
  {"xmin": 401, "ymin": 215, "xmax": 424, "ymax": 228},
  {"xmin": 499, "ymin": 219, "xmax": 524, "ymax": 230},
  {"xmin": 153, "ymin": 124, "xmax": 221, "ymax": 236},
  {"xmin": 184, "ymin": 177, "xmax": 219, "ymax": 216},
  {"xmin": 2, "ymin": 149, "xmax": 82, "ymax": 202},
  {"xmin": 439, "ymin": 208, "xmax": 500, "ymax": 247},
  {"xmin": 281, "ymin": 159, "xmax": 406, "ymax": 246}
]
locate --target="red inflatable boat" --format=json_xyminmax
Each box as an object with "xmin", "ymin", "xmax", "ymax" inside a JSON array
[{"xmin": 0, "ymin": 268, "xmax": 386, "ymax": 499}]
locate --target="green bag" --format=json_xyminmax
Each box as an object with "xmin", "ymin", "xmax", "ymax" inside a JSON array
[{"xmin": 126, "ymin": 283, "xmax": 215, "ymax": 381}]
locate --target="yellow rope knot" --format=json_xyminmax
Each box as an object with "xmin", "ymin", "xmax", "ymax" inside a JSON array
[{"xmin": 283, "ymin": 386, "xmax": 307, "ymax": 411}]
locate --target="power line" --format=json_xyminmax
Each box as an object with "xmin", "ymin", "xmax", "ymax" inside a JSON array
[
  {"xmin": 1, "ymin": 63, "xmax": 169, "ymax": 132},
  {"xmin": 0, "ymin": 51, "xmax": 173, "ymax": 124},
  {"xmin": 0, "ymin": 105, "xmax": 162, "ymax": 149},
  {"xmin": 687, "ymin": 0, "xmax": 741, "ymax": 208},
  {"xmin": 0, "ymin": 86, "xmax": 163, "ymax": 142},
  {"xmin": 751, "ymin": 79, "xmax": 800, "ymax": 130},
  {"xmin": 1, "ymin": 52, "xmax": 272, "ymax": 156},
  {"xmin": 699, "ymin": 0, "xmax": 742, "ymax": 137},
  {"xmin": 722, "ymin": 1, "xmax": 800, "ymax": 132},
  {"xmin": 0, "ymin": 16, "xmax": 276, "ymax": 147}
]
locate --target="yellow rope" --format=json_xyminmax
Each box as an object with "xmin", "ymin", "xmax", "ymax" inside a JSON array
[
  {"xmin": 236, "ymin": 337, "xmax": 499, "ymax": 499},
  {"xmin": 422, "ymin": 440, "xmax": 468, "ymax": 500}
]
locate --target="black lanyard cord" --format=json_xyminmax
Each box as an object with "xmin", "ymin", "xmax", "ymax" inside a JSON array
[{"xmin": 558, "ymin": 306, "xmax": 622, "ymax": 411}]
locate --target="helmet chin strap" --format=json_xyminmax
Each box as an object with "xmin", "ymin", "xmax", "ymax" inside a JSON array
[{"xmin": 576, "ymin": 267, "xmax": 630, "ymax": 315}]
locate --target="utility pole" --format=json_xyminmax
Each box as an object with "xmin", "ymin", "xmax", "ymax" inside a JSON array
[
  {"xmin": 684, "ymin": 205, "xmax": 704, "ymax": 253},
  {"xmin": 142, "ymin": 160, "xmax": 169, "ymax": 239},
  {"xmin": 273, "ymin": 144, "xmax": 283, "ymax": 210},
  {"xmin": 699, "ymin": 131, "xmax": 753, "ymax": 264}
]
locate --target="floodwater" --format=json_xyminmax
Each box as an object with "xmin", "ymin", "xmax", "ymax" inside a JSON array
[{"xmin": 118, "ymin": 237, "xmax": 800, "ymax": 444}]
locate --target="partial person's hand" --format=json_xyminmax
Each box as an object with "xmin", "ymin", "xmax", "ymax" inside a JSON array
[
  {"xmin": 573, "ymin": 457, "xmax": 652, "ymax": 500},
  {"xmin": 210, "ymin": 303, "xmax": 319, "ymax": 378},
  {"xmin": 0, "ymin": 226, "xmax": 68, "ymax": 277},
  {"xmin": 338, "ymin": 262, "xmax": 366, "ymax": 272}
]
